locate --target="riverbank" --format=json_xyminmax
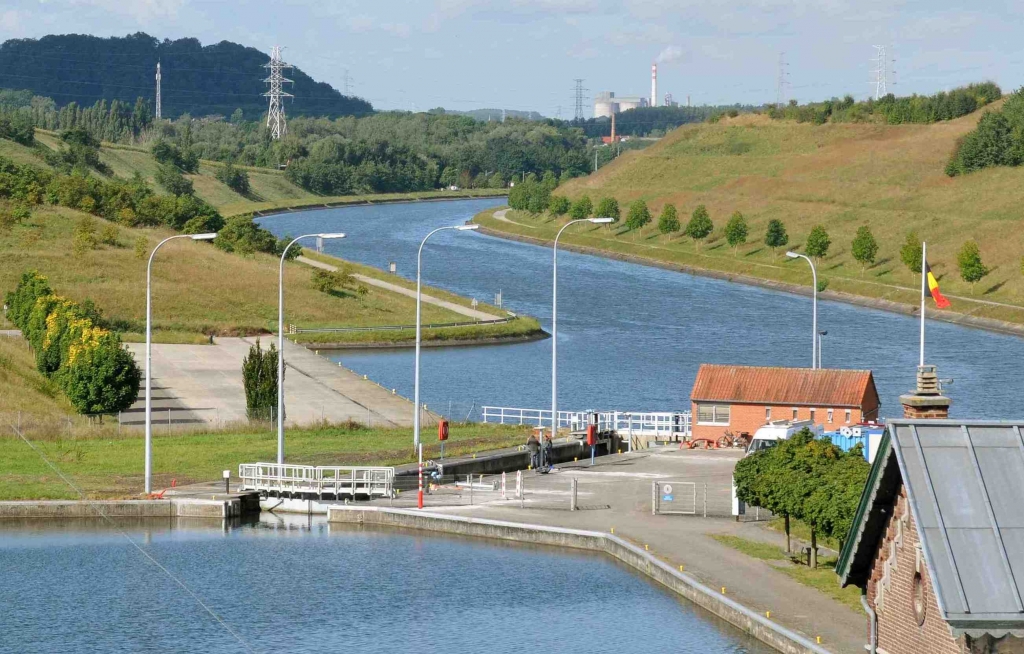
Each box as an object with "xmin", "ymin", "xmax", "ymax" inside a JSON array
[
  {"xmin": 474, "ymin": 207, "xmax": 1024, "ymax": 338},
  {"xmin": 242, "ymin": 189, "xmax": 507, "ymax": 219}
]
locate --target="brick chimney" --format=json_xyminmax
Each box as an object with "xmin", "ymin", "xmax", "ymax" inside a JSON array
[{"xmin": 899, "ymin": 365, "xmax": 951, "ymax": 419}]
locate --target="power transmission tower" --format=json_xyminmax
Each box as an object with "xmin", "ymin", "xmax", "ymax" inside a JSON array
[
  {"xmin": 342, "ymin": 68, "xmax": 353, "ymax": 95},
  {"xmin": 872, "ymin": 45, "xmax": 887, "ymax": 99},
  {"xmin": 775, "ymin": 52, "xmax": 789, "ymax": 109},
  {"xmin": 263, "ymin": 45, "xmax": 293, "ymax": 140},
  {"xmin": 155, "ymin": 61, "xmax": 162, "ymax": 120},
  {"xmin": 573, "ymin": 79, "xmax": 587, "ymax": 121}
]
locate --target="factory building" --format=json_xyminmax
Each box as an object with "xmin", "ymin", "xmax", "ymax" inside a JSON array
[{"xmin": 593, "ymin": 91, "xmax": 648, "ymax": 119}]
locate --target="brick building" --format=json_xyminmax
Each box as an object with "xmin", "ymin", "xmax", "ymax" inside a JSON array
[
  {"xmin": 689, "ymin": 364, "xmax": 880, "ymax": 442},
  {"xmin": 837, "ymin": 418, "xmax": 1024, "ymax": 654}
]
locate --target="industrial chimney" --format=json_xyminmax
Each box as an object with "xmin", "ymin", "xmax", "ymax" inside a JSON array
[{"xmin": 651, "ymin": 63, "xmax": 658, "ymax": 108}]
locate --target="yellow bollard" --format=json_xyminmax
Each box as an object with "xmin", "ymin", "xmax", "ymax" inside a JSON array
[
  {"xmin": 816, "ymin": 637, "xmax": 821, "ymax": 644},
  {"xmin": 574, "ymin": 457, "xmax": 578, "ymax": 462},
  {"xmin": 721, "ymin": 587, "xmax": 726, "ymax": 594},
  {"xmin": 679, "ymin": 565, "xmax": 684, "ymax": 572},
  {"xmin": 610, "ymin": 527, "xmax": 615, "ymax": 534},
  {"xmin": 645, "ymin": 544, "xmax": 649, "ymax": 551},
  {"xmin": 766, "ymin": 611, "xmax": 771, "ymax": 619}
]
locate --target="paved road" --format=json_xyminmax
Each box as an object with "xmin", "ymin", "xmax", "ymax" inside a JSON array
[
  {"xmin": 124, "ymin": 337, "xmax": 428, "ymax": 429},
  {"xmin": 377, "ymin": 446, "xmax": 865, "ymax": 654},
  {"xmin": 297, "ymin": 256, "xmax": 502, "ymax": 322}
]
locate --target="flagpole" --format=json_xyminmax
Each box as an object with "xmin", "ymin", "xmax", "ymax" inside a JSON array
[{"xmin": 920, "ymin": 241, "xmax": 926, "ymax": 367}]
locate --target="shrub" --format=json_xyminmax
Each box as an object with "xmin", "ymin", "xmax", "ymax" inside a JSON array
[
  {"xmin": 215, "ymin": 163, "xmax": 251, "ymax": 195},
  {"xmin": 724, "ymin": 211, "xmax": 748, "ymax": 255},
  {"xmin": 900, "ymin": 231, "xmax": 922, "ymax": 274},
  {"xmin": 154, "ymin": 164, "xmax": 194, "ymax": 196},
  {"xmin": 957, "ymin": 240, "xmax": 988, "ymax": 293},
  {"xmin": 569, "ymin": 195, "xmax": 593, "ymax": 220},
  {"xmin": 99, "ymin": 223, "xmax": 119, "ymax": 246},
  {"xmin": 311, "ymin": 269, "xmax": 344, "ymax": 293},
  {"xmin": 134, "ymin": 235, "xmax": 148, "ymax": 260},
  {"xmin": 685, "ymin": 205, "xmax": 713, "ymax": 250},
  {"xmin": 851, "ymin": 226, "xmax": 878, "ymax": 271},
  {"xmin": 214, "ymin": 215, "xmax": 283, "ymax": 258},
  {"xmin": 242, "ymin": 338, "xmax": 278, "ymax": 422},
  {"xmin": 548, "ymin": 195, "xmax": 571, "ymax": 217},
  {"xmin": 595, "ymin": 197, "xmax": 620, "ymax": 222},
  {"xmin": 657, "ymin": 204, "xmax": 680, "ymax": 235}
]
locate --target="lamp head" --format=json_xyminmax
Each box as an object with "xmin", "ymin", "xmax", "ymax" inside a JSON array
[
  {"xmin": 191, "ymin": 233, "xmax": 218, "ymax": 241},
  {"xmin": 785, "ymin": 251, "xmax": 799, "ymax": 259},
  {"xmin": 455, "ymin": 224, "xmax": 480, "ymax": 231},
  {"xmin": 317, "ymin": 233, "xmax": 346, "ymax": 239},
  {"xmin": 589, "ymin": 217, "xmax": 614, "ymax": 224}
]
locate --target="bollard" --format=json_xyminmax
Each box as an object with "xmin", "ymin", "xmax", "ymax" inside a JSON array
[
  {"xmin": 679, "ymin": 565, "xmax": 684, "ymax": 572},
  {"xmin": 223, "ymin": 470, "xmax": 230, "ymax": 494},
  {"xmin": 520, "ymin": 476, "xmax": 524, "ymax": 509},
  {"xmin": 766, "ymin": 611, "xmax": 771, "ymax": 619},
  {"xmin": 721, "ymin": 587, "xmax": 726, "ymax": 594},
  {"xmin": 501, "ymin": 472, "xmax": 507, "ymax": 500},
  {"xmin": 610, "ymin": 527, "xmax": 615, "ymax": 534},
  {"xmin": 469, "ymin": 474, "xmax": 473, "ymax": 505}
]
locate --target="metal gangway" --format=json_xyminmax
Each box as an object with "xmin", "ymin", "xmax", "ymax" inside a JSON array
[
  {"xmin": 481, "ymin": 407, "xmax": 691, "ymax": 443},
  {"xmin": 238, "ymin": 463, "xmax": 395, "ymax": 499}
]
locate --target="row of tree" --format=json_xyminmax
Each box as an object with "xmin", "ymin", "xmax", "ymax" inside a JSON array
[
  {"xmin": 769, "ymin": 83, "xmax": 1001, "ymax": 126},
  {"xmin": 733, "ymin": 429, "xmax": 870, "ymax": 567},
  {"xmin": 4, "ymin": 271, "xmax": 141, "ymax": 414}
]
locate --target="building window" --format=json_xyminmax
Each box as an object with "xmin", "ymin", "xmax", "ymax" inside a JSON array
[
  {"xmin": 766, "ymin": 407, "xmax": 771, "ymax": 421},
  {"xmin": 792, "ymin": 407, "xmax": 798, "ymax": 420},
  {"xmin": 913, "ymin": 573, "xmax": 927, "ymax": 626},
  {"xmin": 809, "ymin": 408, "xmax": 816, "ymax": 423},
  {"xmin": 845, "ymin": 409, "xmax": 852, "ymax": 424},
  {"xmin": 827, "ymin": 409, "xmax": 834, "ymax": 423},
  {"xmin": 697, "ymin": 404, "xmax": 730, "ymax": 425}
]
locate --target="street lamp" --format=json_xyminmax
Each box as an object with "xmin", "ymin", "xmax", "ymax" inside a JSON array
[
  {"xmin": 550, "ymin": 217, "xmax": 613, "ymax": 467},
  {"xmin": 786, "ymin": 251, "xmax": 817, "ymax": 369},
  {"xmin": 414, "ymin": 223, "xmax": 479, "ymax": 507},
  {"xmin": 277, "ymin": 233, "xmax": 346, "ymax": 465},
  {"xmin": 145, "ymin": 232, "xmax": 217, "ymax": 494}
]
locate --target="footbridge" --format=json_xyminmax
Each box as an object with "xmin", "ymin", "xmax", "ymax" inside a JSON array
[{"xmin": 238, "ymin": 463, "xmax": 395, "ymax": 499}]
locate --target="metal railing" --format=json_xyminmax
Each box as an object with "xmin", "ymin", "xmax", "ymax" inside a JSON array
[
  {"xmin": 288, "ymin": 315, "xmax": 515, "ymax": 334},
  {"xmin": 238, "ymin": 463, "xmax": 394, "ymax": 498},
  {"xmin": 481, "ymin": 406, "xmax": 691, "ymax": 438}
]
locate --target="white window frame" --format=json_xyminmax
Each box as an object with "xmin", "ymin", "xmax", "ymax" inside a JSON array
[
  {"xmin": 697, "ymin": 404, "xmax": 730, "ymax": 426},
  {"xmin": 827, "ymin": 409, "xmax": 834, "ymax": 423},
  {"xmin": 792, "ymin": 407, "xmax": 798, "ymax": 420},
  {"xmin": 809, "ymin": 408, "xmax": 816, "ymax": 422},
  {"xmin": 845, "ymin": 409, "xmax": 852, "ymax": 424},
  {"xmin": 766, "ymin": 407, "xmax": 771, "ymax": 421}
]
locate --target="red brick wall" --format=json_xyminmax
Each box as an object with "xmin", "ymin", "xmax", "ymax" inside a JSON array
[
  {"xmin": 690, "ymin": 402, "xmax": 867, "ymax": 440},
  {"xmin": 866, "ymin": 486, "xmax": 964, "ymax": 654}
]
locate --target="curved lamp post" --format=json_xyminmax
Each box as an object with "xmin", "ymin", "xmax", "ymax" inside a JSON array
[
  {"xmin": 550, "ymin": 217, "xmax": 613, "ymax": 466},
  {"xmin": 786, "ymin": 251, "xmax": 818, "ymax": 369},
  {"xmin": 145, "ymin": 232, "xmax": 217, "ymax": 494},
  {"xmin": 414, "ymin": 223, "xmax": 479, "ymax": 508},
  {"xmin": 277, "ymin": 233, "xmax": 346, "ymax": 465}
]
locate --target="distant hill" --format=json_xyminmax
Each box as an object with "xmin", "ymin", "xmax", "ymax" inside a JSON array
[
  {"xmin": 0, "ymin": 32, "xmax": 372, "ymax": 119},
  {"xmin": 429, "ymin": 107, "xmax": 546, "ymax": 121}
]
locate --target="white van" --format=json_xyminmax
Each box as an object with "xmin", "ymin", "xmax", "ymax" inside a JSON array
[{"xmin": 732, "ymin": 420, "xmax": 823, "ymax": 516}]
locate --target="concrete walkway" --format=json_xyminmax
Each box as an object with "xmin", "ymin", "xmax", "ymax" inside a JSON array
[
  {"xmin": 378, "ymin": 447, "xmax": 866, "ymax": 654},
  {"xmin": 491, "ymin": 207, "xmax": 536, "ymax": 228},
  {"xmin": 124, "ymin": 337, "xmax": 427, "ymax": 429},
  {"xmin": 297, "ymin": 256, "xmax": 502, "ymax": 322}
]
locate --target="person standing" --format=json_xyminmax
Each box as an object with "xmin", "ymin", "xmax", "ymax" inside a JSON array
[
  {"xmin": 526, "ymin": 433, "xmax": 540, "ymax": 469},
  {"xmin": 543, "ymin": 434, "xmax": 554, "ymax": 471}
]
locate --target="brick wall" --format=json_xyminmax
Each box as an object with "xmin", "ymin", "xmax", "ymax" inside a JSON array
[
  {"xmin": 691, "ymin": 402, "xmax": 867, "ymax": 440},
  {"xmin": 866, "ymin": 486, "xmax": 965, "ymax": 654}
]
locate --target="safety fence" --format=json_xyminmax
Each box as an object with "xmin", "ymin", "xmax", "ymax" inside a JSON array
[
  {"xmin": 238, "ymin": 463, "xmax": 395, "ymax": 499},
  {"xmin": 481, "ymin": 406, "xmax": 691, "ymax": 440},
  {"xmin": 652, "ymin": 479, "xmax": 773, "ymax": 521}
]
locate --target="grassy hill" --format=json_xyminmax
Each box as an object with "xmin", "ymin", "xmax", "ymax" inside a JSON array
[
  {"xmin": 477, "ymin": 107, "xmax": 1024, "ymax": 326},
  {"xmin": 10, "ymin": 130, "xmax": 504, "ymax": 218}
]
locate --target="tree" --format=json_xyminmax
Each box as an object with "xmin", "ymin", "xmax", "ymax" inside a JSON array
[
  {"xmin": 657, "ymin": 203, "xmax": 680, "ymax": 235},
  {"xmin": 549, "ymin": 195, "xmax": 571, "ymax": 217},
  {"xmin": 311, "ymin": 269, "xmax": 342, "ymax": 294},
  {"xmin": 900, "ymin": 231, "xmax": 922, "ymax": 275},
  {"xmin": 154, "ymin": 164, "xmax": 194, "ymax": 196},
  {"xmin": 805, "ymin": 225, "xmax": 831, "ymax": 261},
  {"xmin": 685, "ymin": 205, "xmax": 714, "ymax": 251},
  {"xmin": 595, "ymin": 197, "xmax": 620, "ymax": 222},
  {"xmin": 569, "ymin": 195, "xmax": 593, "ymax": 220},
  {"xmin": 850, "ymin": 226, "xmax": 878, "ymax": 272},
  {"xmin": 625, "ymin": 200, "xmax": 651, "ymax": 235},
  {"xmin": 242, "ymin": 338, "xmax": 279, "ymax": 422},
  {"xmin": 215, "ymin": 163, "xmax": 251, "ymax": 195},
  {"xmin": 724, "ymin": 211, "xmax": 748, "ymax": 255},
  {"xmin": 957, "ymin": 240, "xmax": 988, "ymax": 293},
  {"xmin": 764, "ymin": 219, "xmax": 789, "ymax": 259}
]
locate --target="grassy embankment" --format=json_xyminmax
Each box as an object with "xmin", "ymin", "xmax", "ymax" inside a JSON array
[
  {"xmin": 14, "ymin": 130, "xmax": 507, "ymax": 219},
  {"xmin": 475, "ymin": 108, "xmax": 1024, "ymax": 327},
  {"xmin": 710, "ymin": 534, "xmax": 862, "ymax": 611},
  {"xmin": 0, "ymin": 134, "xmax": 536, "ymax": 346}
]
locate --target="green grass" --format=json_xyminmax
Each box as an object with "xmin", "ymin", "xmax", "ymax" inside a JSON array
[
  {"xmin": 0, "ymin": 421, "xmax": 531, "ymax": 500},
  {"xmin": 292, "ymin": 316, "xmax": 544, "ymax": 346},
  {"xmin": 766, "ymin": 516, "xmax": 843, "ymax": 552},
  {"xmin": 478, "ymin": 108, "xmax": 1024, "ymax": 327},
  {"xmin": 710, "ymin": 534, "xmax": 863, "ymax": 611}
]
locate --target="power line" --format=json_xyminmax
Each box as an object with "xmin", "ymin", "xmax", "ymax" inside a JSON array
[{"xmin": 263, "ymin": 45, "xmax": 293, "ymax": 139}]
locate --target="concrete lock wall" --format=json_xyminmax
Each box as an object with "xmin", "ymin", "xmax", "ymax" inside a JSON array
[
  {"xmin": 327, "ymin": 506, "xmax": 831, "ymax": 654},
  {"xmin": 0, "ymin": 498, "xmax": 242, "ymax": 519}
]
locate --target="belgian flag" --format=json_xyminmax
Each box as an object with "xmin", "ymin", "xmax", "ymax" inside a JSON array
[{"xmin": 925, "ymin": 262, "xmax": 951, "ymax": 309}]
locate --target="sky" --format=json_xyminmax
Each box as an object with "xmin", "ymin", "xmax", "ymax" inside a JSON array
[{"xmin": 0, "ymin": 0, "xmax": 1018, "ymax": 117}]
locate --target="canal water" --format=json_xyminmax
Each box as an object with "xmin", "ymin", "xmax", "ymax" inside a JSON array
[
  {"xmin": 0, "ymin": 518, "xmax": 775, "ymax": 654},
  {"xmin": 257, "ymin": 198, "xmax": 1021, "ymax": 421}
]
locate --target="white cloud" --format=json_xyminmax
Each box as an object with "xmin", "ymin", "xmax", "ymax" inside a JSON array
[
  {"xmin": 655, "ymin": 44, "xmax": 684, "ymax": 63},
  {"xmin": 65, "ymin": 0, "xmax": 186, "ymax": 24}
]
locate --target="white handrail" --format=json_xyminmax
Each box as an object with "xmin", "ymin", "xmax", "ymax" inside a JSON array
[
  {"xmin": 238, "ymin": 463, "xmax": 395, "ymax": 497},
  {"xmin": 481, "ymin": 406, "xmax": 691, "ymax": 437}
]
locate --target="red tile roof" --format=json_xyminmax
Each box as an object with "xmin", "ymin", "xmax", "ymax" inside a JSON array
[{"xmin": 690, "ymin": 364, "xmax": 877, "ymax": 408}]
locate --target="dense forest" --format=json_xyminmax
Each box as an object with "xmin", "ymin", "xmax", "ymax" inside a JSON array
[{"xmin": 0, "ymin": 33, "xmax": 371, "ymax": 119}]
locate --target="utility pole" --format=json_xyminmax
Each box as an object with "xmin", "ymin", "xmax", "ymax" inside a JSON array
[
  {"xmin": 502, "ymin": 108, "xmax": 506, "ymax": 123},
  {"xmin": 775, "ymin": 52, "xmax": 788, "ymax": 109},
  {"xmin": 263, "ymin": 45, "xmax": 294, "ymax": 140},
  {"xmin": 573, "ymin": 78, "xmax": 587, "ymax": 121},
  {"xmin": 873, "ymin": 45, "xmax": 887, "ymax": 100},
  {"xmin": 155, "ymin": 61, "xmax": 162, "ymax": 120}
]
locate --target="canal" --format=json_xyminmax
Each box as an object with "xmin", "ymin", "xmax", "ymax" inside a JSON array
[
  {"xmin": 0, "ymin": 518, "xmax": 775, "ymax": 653},
  {"xmin": 257, "ymin": 198, "xmax": 1022, "ymax": 421}
]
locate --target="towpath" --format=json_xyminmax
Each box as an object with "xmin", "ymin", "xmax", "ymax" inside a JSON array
[{"xmin": 297, "ymin": 256, "xmax": 501, "ymax": 322}]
